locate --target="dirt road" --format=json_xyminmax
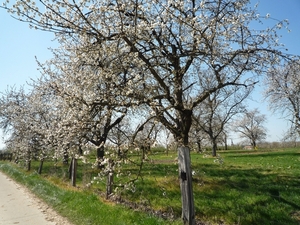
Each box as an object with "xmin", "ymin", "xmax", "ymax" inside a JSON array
[{"xmin": 0, "ymin": 171, "xmax": 72, "ymax": 225}]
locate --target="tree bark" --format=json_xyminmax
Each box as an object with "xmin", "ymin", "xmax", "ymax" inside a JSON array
[
  {"xmin": 78, "ymin": 146, "xmax": 83, "ymax": 155},
  {"xmin": 27, "ymin": 149, "xmax": 31, "ymax": 171},
  {"xmin": 251, "ymin": 139, "xmax": 257, "ymax": 149},
  {"xmin": 71, "ymin": 157, "xmax": 77, "ymax": 187},
  {"xmin": 178, "ymin": 146, "xmax": 195, "ymax": 225},
  {"xmin": 212, "ymin": 141, "xmax": 217, "ymax": 157},
  {"xmin": 27, "ymin": 160, "xmax": 31, "ymax": 171},
  {"xmin": 97, "ymin": 146, "xmax": 105, "ymax": 169},
  {"xmin": 224, "ymin": 134, "xmax": 228, "ymax": 150},
  {"xmin": 196, "ymin": 141, "xmax": 202, "ymax": 153},
  {"xmin": 38, "ymin": 159, "xmax": 44, "ymax": 174},
  {"xmin": 106, "ymin": 159, "xmax": 114, "ymax": 199},
  {"xmin": 68, "ymin": 159, "xmax": 72, "ymax": 179}
]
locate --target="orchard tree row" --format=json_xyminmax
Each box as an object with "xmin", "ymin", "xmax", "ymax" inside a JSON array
[{"xmin": 1, "ymin": 0, "xmax": 299, "ymax": 224}]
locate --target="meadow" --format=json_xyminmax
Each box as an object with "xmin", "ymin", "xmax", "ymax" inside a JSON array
[{"xmin": 0, "ymin": 147, "xmax": 299, "ymax": 225}]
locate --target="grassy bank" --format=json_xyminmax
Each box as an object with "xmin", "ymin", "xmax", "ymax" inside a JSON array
[
  {"xmin": 0, "ymin": 147, "xmax": 300, "ymax": 225},
  {"xmin": 0, "ymin": 162, "xmax": 180, "ymax": 225}
]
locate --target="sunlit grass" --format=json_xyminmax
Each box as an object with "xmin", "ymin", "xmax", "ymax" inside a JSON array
[{"xmin": 0, "ymin": 162, "xmax": 181, "ymax": 225}]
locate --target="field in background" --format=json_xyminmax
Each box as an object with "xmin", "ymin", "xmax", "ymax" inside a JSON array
[{"xmin": 0, "ymin": 147, "xmax": 299, "ymax": 225}]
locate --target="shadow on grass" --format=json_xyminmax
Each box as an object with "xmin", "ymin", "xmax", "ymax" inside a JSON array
[
  {"xmin": 192, "ymin": 163, "xmax": 300, "ymax": 225},
  {"xmin": 225, "ymin": 149, "xmax": 300, "ymax": 158},
  {"xmin": 116, "ymin": 151, "xmax": 300, "ymax": 225}
]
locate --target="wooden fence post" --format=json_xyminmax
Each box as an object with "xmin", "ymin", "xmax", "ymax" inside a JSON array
[
  {"xmin": 178, "ymin": 146, "xmax": 195, "ymax": 225},
  {"xmin": 106, "ymin": 159, "xmax": 114, "ymax": 199}
]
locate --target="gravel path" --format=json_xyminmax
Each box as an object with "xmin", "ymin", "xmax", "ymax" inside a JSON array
[{"xmin": 0, "ymin": 171, "xmax": 73, "ymax": 225}]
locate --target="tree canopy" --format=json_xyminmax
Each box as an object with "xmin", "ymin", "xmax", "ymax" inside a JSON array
[
  {"xmin": 2, "ymin": 0, "xmax": 292, "ymax": 146},
  {"xmin": 233, "ymin": 108, "xmax": 267, "ymax": 148},
  {"xmin": 264, "ymin": 60, "xmax": 300, "ymax": 138}
]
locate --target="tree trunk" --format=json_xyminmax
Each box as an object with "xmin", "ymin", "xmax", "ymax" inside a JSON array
[
  {"xmin": 27, "ymin": 149, "xmax": 31, "ymax": 171},
  {"xmin": 78, "ymin": 146, "xmax": 83, "ymax": 155},
  {"xmin": 68, "ymin": 159, "xmax": 72, "ymax": 179},
  {"xmin": 27, "ymin": 160, "xmax": 31, "ymax": 171},
  {"xmin": 196, "ymin": 140, "xmax": 202, "ymax": 153},
  {"xmin": 117, "ymin": 145, "xmax": 121, "ymax": 158},
  {"xmin": 97, "ymin": 146, "xmax": 105, "ymax": 169},
  {"xmin": 38, "ymin": 159, "xmax": 44, "ymax": 174},
  {"xmin": 71, "ymin": 157, "xmax": 77, "ymax": 187},
  {"xmin": 251, "ymin": 139, "xmax": 257, "ymax": 149},
  {"xmin": 212, "ymin": 141, "xmax": 217, "ymax": 157},
  {"xmin": 178, "ymin": 146, "xmax": 195, "ymax": 225}
]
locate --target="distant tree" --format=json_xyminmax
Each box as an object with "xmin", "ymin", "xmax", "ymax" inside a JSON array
[
  {"xmin": 34, "ymin": 44, "xmax": 128, "ymax": 167},
  {"xmin": 0, "ymin": 87, "xmax": 53, "ymax": 170},
  {"xmin": 107, "ymin": 118, "xmax": 132, "ymax": 158},
  {"xmin": 233, "ymin": 108, "xmax": 267, "ymax": 148},
  {"xmin": 192, "ymin": 85, "xmax": 251, "ymax": 156},
  {"xmin": 189, "ymin": 121, "xmax": 209, "ymax": 153},
  {"xmin": 264, "ymin": 60, "xmax": 300, "ymax": 137},
  {"xmin": 157, "ymin": 125, "xmax": 175, "ymax": 154}
]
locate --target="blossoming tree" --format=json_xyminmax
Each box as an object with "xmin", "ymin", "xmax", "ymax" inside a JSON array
[
  {"xmin": 233, "ymin": 108, "xmax": 267, "ymax": 148},
  {"xmin": 192, "ymin": 83, "xmax": 252, "ymax": 156},
  {"xmin": 264, "ymin": 60, "xmax": 300, "ymax": 138},
  {"xmin": 2, "ymin": 0, "xmax": 293, "ymax": 224}
]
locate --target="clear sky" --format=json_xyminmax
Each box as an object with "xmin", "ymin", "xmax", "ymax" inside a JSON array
[{"xmin": 0, "ymin": 1, "xmax": 300, "ymax": 149}]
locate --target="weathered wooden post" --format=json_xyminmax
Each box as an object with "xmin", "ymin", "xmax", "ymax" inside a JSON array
[
  {"xmin": 178, "ymin": 146, "xmax": 195, "ymax": 225},
  {"xmin": 106, "ymin": 159, "xmax": 114, "ymax": 199}
]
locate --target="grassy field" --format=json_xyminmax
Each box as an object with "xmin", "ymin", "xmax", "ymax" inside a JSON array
[{"xmin": 0, "ymin": 147, "xmax": 299, "ymax": 225}]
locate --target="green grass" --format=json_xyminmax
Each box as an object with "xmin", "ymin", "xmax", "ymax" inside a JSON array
[
  {"xmin": 190, "ymin": 148, "xmax": 300, "ymax": 224},
  {"xmin": 0, "ymin": 162, "xmax": 181, "ymax": 225},
  {"xmin": 1, "ymin": 147, "xmax": 300, "ymax": 225}
]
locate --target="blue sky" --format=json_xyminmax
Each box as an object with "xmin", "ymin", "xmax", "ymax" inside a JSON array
[{"xmin": 0, "ymin": 1, "xmax": 300, "ymax": 148}]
